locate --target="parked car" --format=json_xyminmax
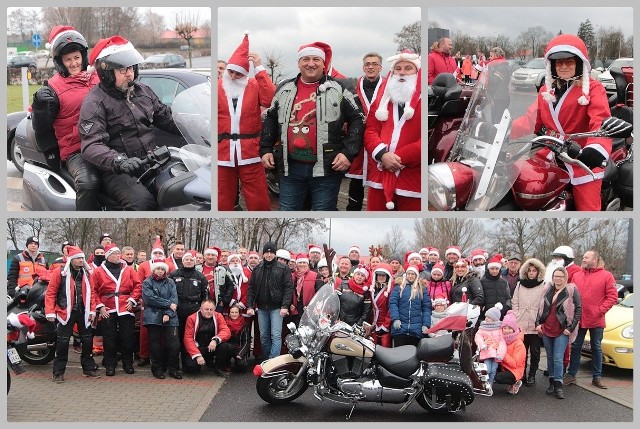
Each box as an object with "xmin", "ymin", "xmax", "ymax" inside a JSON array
[
  {"xmin": 7, "ymin": 68, "xmax": 211, "ymax": 173},
  {"xmin": 597, "ymin": 57, "xmax": 634, "ymax": 98},
  {"xmin": 589, "ymin": 59, "xmax": 606, "ymax": 79},
  {"xmin": 35, "ymin": 49, "xmax": 50, "ymax": 59},
  {"xmin": 140, "ymin": 53, "xmax": 187, "ymax": 70},
  {"xmin": 510, "ymin": 57, "xmax": 546, "ymax": 91},
  {"xmin": 7, "ymin": 54, "xmax": 37, "ymax": 72},
  {"xmin": 506, "ymin": 59, "xmax": 526, "ymax": 75},
  {"xmin": 581, "ymin": 292, "xmax": 633, "ymax": 370}
]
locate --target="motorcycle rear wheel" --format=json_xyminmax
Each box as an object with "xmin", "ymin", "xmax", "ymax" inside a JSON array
[
  {"xmin": 415, "ymin": 391, "xmax": 460, "ymax": 415},
  {"xmin": 256, "ymin": 372, "xmax": 308, "ymax": 404},
  {"xmin": 19, "ymin": 346, "xmax": 55, "ymax": 365}
]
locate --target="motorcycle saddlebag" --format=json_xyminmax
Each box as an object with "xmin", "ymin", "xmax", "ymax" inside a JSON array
[
  {"xmin": 423, "ymin": 363, "xmax": 474, "ymax": 406},
  {"xmin": 613, "ymin": 157, "xmax": 633, "ymax": 208},
  {"xmin": 416, "ymin": 333, "xmax": 454, "ymax": 363}
]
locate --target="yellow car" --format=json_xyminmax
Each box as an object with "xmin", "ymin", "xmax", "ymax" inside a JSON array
[{"xmin": 581, "ymin": 293, "xmax": 633, "ymax": 369}]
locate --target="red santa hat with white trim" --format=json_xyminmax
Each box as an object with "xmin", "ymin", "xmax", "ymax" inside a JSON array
[
  {"xmin": 432, "ymin": 293, "xmax": 449, "ymax": 308},
  {"xmin": 295, "ymin": 253, "xmax": 310, "ymax": 264},
  {"xmin": 375, "ymin": 50, "xmax": 421, "ymax": 122},
  {"xmin": 89, "ymin": 35, "xmax": 140, "ymax": 66},
  {"xmin": 151, "ymin": 236, "xmax": 165, "ymax": 256},
  {"xmin": 226, "ymin": 32, "xmax": 250, "ymax": 76},
  {"xmin": 103, "ymin": 243, "xmax": 120, "ymax": 259},
  {"xmin": 150, "ymin": 257, "xmax": 169, "ymax": 272},
  {"xmin": 470, "ymin": 249, "xmax": 486, "ymax": 263},
  {"xmin": 204, "ymin": 246, "xmax": 221, "ymax": 257},
  {"xmin": 308, "ymin": 244, "xmax": 322, "ymax": 255},
  {"xmin": 297, "ymin": 41, "xmax": 333, "ymax": 73},
  {"xmin": 431, "ymin": 261, "xmax": 445, "ymax": 276},
  {"xmin": 445, "ymin": 246, "xmax": 462, "ymax": 258},
  {"xmin": 61, "ymin": 245, "xmax": 91, "ymax": 276},
  {"xmin": 8, "ymin": 312, "xmax": 36, "ymax": 339},
  {"xmin": 45, "ymin": 25, "xmax": 76, "ymax": 50},
  {"xmin": 428, "ymin": 247, "xmax": 440, "ymax": 258},
  {"xmin": 487, "ymin": 254, "xmax": 504, "ymax": 270},
  {"xmin": 182, "ymin": 250, "xmax": 197, "ymax": 261},
  {"xmin": 542, "ymin": 33, "xmax": 592, "ymax": 105}
]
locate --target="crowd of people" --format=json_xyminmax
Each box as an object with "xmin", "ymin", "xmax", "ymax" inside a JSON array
[
  {"xmin": 218, "ymin": 33, "xmax": 421, "ymax": 211},
  {"xmin": 8, "ymin": 233, "xmax": 619, "ymax": 398}
]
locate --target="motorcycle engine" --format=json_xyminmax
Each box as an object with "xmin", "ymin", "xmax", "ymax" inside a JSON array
[{"xmin": 330, "ymin": 354, "xmax": 372, "ymax": 380}]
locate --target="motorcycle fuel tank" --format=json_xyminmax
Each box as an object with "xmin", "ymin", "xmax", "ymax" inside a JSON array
[
  {"xmin": 511, "ymin": 156, "xmax": 570, "ymax": 210},
  {"xmin": 329, "ymin": 332, "xmax": 374, "ymax": 358}
]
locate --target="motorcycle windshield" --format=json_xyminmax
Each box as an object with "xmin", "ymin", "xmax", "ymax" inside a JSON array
[
  {"xmin": 298, "ymin": 283, "xmax": 340, "ymax": 333},
  {"xmin": 171, "ymin": 82, "xmax": 212, "ymax": 172},
  {"xmin": 448, "ymin": 62, "xmax": 533, "ymax": 210}
]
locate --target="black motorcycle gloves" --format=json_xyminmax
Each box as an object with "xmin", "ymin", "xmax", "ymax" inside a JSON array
[
  {"xmin": 113, "ymin": 155, "xmax": 146, "ymax": 176},
  {"xmin": 577, "ymin": 146, "xmax": 607, "ymax": 169}
]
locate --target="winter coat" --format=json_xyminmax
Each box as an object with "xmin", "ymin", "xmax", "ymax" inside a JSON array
[
  {"xmin": 183, "ymin": 310, "xmax": 231, "ymax": 360},
  {"xmin": 91, "ymin": 263, "xmax": 141, "ymax": 316},
  {"xmin": 427, "ymin": 50, "xmax": 458, "ymax": 85},
  {"xmin": 79, "ymin": 82, "xmax": 181, "ymax": 172},
  {"xmin": 426, "ymin": 279, "xmax": 452, "ymax": 303},
  {"xmin": 7, "ymin": 250, "xmax": 48, "ymax": 290},
  {"xmin": 389, "ymin": 282, "xmax": 431, "ymax": 338},
  {"xmin": 142, "ymin": 276, "xmax": 178, "ymax": 327},
  {"xmin": 45, "ymin": 265, "xmax": 96, "ymax": 327},
  {"xmin": 536, "ymin": 283, "xmax": 582, "ymax": 343},
  {"xmin": 480, "ymin": 271, "xmax": 511, "ymax": 318},
  {"xmin": 461, "ymin": 58, "xmax": 472, "ymax": 76},
  {"xmin": 202, "ymin": 264, "xmax": 235, "ymax": 310},
  {"xmin": 572, "ymin": 267, "xmax": 617, "ymax": 328},
  {"xmin": 169, "ymin": 267, "xmax": 209, "ymax": 316},
  {"xmin": 291, "ymin": 270, "xmax": 323, "ymax": 316},
  {"xmin": 450, "ymin": 271, "xmax": 484, "ymax": 306},
  {"xmin": 259, "ymin": 74, "xmax": 364, "ymax": 178},
  {"xmin": 218, "ymin": 69, "xmax": 276, "ymax": 167},
  {"xmin": 475, "ymin": 322, "xmax": 507, "ymax": 361},
  {"xmin": 371, "ymin": 281, "xmax": 394, "ymax": 332},
  {"xmin": 498, "ymin": 332, "xmax": 526, "ymax": 381},
  {"xmin": 246, "ymin": 260, "xmax": 294, "ymax": 310},
  {"xmin": 511, "ymin": 258, "xmax": 547, "ymax": 334},
  {"xmin": 336, "ymin": 279, "xmax": 372, "ymax": 327}
]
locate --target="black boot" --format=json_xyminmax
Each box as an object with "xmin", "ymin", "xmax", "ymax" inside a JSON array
[
  {"xmin": 546, "ymin": 378, "xmax": 555, "ymax": 395},
  {"xmin": 554, "ymin": 380, "xmax": 565, "ymax": 399},
  {"xmin": 525, "ymin": 372, "xmax": 536, "ymax": 386}
]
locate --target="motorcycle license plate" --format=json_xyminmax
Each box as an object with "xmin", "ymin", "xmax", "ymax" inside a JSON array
[
  {"xmin": 7, "ymin": 347, "xmax": 21, "ymax": 364},
  {"xmin": 582, "ymin": 340, "xmax": 591, "ymax": 351}
]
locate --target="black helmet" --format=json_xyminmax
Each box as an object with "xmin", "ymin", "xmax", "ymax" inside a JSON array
[
  {"xmin": 47, "ymin": 26, "xmax": 89, "ymax": 77},
  {"xmin": 91, "ymin": 35, "xmax": 144, "ymax": 87}
]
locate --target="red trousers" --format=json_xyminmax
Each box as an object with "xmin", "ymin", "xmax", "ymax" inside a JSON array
[
  {"xmin": 371, "ymin": 331, "xmax": 392, "ymax": 348},
  {"xmin": 573, "ymin": 180, "xmax": 602, "ymax": 211},
  {"xmin": 367, "ymin": 188, "xmax": 421, "ymax": 211},
  {"xmin": 218, "ymin": 164, "xmax": 270, "ymax": 211}
]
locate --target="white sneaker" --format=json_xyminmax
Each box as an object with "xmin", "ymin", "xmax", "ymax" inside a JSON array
[
  {"xmin": 486, "ymin": 384, "xmax": 493, "ymax": 396},
  {"xmin": 511, "ymin": 380, "xmax": 523, "ymax": 395}
]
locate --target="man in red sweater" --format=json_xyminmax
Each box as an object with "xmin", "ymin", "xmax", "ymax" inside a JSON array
[{"xmin": 427, "ymin": 37, "xmax": 457, "ymax": 85}]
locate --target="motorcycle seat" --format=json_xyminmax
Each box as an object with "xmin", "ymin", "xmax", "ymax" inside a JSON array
[
  {"xmin": 431, "ymin": 73, "xmax": 462, "ymax": 102},
  {"xmin": 375, "ymin": 345, "xmax": 420, "ymax": 378},
  {"xmin": 416, "ymin": 334, "xmax": 454, "ymax": 363}
]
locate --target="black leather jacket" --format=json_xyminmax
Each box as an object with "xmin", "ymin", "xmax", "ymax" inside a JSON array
[
  {"xmin": 246, "ymin": 260, "xmax": 294, "ymax": 311},
  {"xmin": 337, "ymin": 281, "xmax": 372, "ymax": 327}
]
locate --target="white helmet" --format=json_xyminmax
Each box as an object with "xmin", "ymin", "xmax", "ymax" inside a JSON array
[
  {"xmin": 317, "ymin": 258, "xmax": 328, "ymax": 269},
  {"xmin": 275, "ymin": 249, "xmax": 291, "ymax": 261},
  {"xmin": 551, "ymin": 245, "xmax": 574, "ymax": 259}
]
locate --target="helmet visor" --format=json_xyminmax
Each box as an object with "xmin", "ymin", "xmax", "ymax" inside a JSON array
[
  {"xmin": 99, "ymin": 49, "xmax": 144, "ymax": 70},
  {"xmin": 547, "ymin": 51, "xmax": 576, "ymax": 60}
]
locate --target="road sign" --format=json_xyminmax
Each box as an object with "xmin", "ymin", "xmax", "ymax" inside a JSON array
[{"xmin": 32, "ymin": 34, "xmax": 41, "ymax": 48}]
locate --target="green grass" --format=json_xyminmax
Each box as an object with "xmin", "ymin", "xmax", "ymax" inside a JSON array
[{"xmin": 6, "ymin": 84, "xmax": 41, "ymax": 113}]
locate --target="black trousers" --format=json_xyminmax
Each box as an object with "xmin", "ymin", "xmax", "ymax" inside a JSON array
[
  {"xmin": 523, "ymin": 333, "xmax": 542, "ymax": 376},
  {"xmin": 182, "ymin": 342, "xmax": 235, "ymax": 373},
  {"xmin": 65, "ymin": 153, "xmax": 102, "ymax": 211},
  {"xmin": 392, "ymin": 334, "xmax": 420, "ymax": 347},
  {"xmin": 494, "ymin": 368, "xmax": 517, "ymax": 385},
  {"xmin": 52, "ymin": 309, "xmax": 97, "ymax": 375},
  {"xmin": 101, "ymin": 172, "xmax": 157, "ymax": 211},
  {"xmin": 147, "ymin": 324, "xmax": 180, "ymax": 373},
  {"xmin": 101, "ymin": 314, "xmax": 136, "ymax": 370},
  {"xmin": 345, "ymin": 178, "xmax": 364, "ymax": 211}
]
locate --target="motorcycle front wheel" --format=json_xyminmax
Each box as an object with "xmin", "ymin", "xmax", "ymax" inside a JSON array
[
  {"xmin": 256, "ymin": 372, "xmax": 308, "ymax": 404},
  {"xmin": 416, "ymin": 391, "xmax": 460, "ymax": 415},
  {"xmin": 19, "ymin": 345, "xmax": 55, "ymax": 365}
]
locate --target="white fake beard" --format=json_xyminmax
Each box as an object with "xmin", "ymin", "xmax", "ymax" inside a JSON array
[
  {"xmin": 544, "ymin": 259, "xmax": 565, "ymax": 283},
  {"xmin": 229, "ymin": 263, "xmax": 243, "ymax": 277},
  {"xmin": 222, "ymin": 73, "xmax": 249, "ymax": 99},
  {"xmin": 386, "ymin": 73, "xmax": 417, "ymax": 105},
  {"xmin": 470, "ymin": 265, "xmax": 485, "ymax": 278}
]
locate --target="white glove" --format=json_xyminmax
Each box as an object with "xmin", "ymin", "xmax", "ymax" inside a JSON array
[
  {"xmin": 393, "ymin": 320, "xmax": 401, "ymax": 330},
  {"xmin": 237, "ymin": 302, "xmax": 246, "ymax": 310}
]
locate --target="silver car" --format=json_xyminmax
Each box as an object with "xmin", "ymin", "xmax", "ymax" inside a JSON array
[
  {"xmin": 510, "ymin": 57, "xmax": 546, "ymax": 91},
  {"xmin": 596, "ymin": 57, "xmax": 633, "ymax": 98}
]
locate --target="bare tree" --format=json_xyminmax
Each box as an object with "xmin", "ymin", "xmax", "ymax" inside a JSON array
[
  {"xmin": 413, "ymin": 218, "xmax": 486, "ymax": 256},
  {"xmin": 515, "ymin": 26, "xmax": 553, "ymax": 58},
  {"xmin": 141, "ymin": 9, "xmax": 165, "ymax": 48},
  {"xmin": 263, "ymin": 45, "xmax": 288, "ymax": 84},
  {"xmin": 394, "ymin": 20, "xmax": 421, "ymax": 55},
  {"xmin": 381, "ymin": 225, "xmax": 408, "ymax": 258},
  {"xmin": 174, "ymin": 10, "xmax": 200, "ymax": 67}
]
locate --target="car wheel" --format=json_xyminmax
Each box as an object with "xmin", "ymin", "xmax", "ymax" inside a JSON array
[{"xmin": 10, "ymin": 136, "xmax": 25, "ymax": 173}]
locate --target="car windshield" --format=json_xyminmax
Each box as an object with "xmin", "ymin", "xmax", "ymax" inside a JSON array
[
  {"xmin": 145, "ymin": 55, "xmax": 166, "ymax": 62},
  {"xmin": 619, "ymin": 293, "xmax": 633, "ymax": 308},
  {"xmin": 524, "ymin": 58, "xmax": 545, "ymax": 69}
]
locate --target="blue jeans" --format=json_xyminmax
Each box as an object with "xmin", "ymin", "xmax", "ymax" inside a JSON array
[
  {"xmin": 568, "ymin": 327, "xmax": 604, "ymax": 378},
  {"xmin": 257, "ymin": 308, "xmax": 284, "ymax": 359},
  {"xmin": 279, "ymin": 160, "xmax": 342, "ymax": 211},
  {"xmin": 484, "ymin": 358, "xmax": 499, "ymax": 385},
  {"xmin": 542, "ymin": 334, "xmax": 570, "ymax": 381}
]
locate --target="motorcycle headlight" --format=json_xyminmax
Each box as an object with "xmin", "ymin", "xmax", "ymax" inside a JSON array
[
  {"xmin": 428, "ymin": 162, "xmax": 475, "ymax": 210},
  {"xmin": 621, "ymin": 326, "xmax": 633, "ymax": 339}
]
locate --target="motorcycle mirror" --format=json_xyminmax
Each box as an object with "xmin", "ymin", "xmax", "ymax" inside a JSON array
[{"xmin": 601, "ymin": 117, "xmax": 633, "ymax": 138}]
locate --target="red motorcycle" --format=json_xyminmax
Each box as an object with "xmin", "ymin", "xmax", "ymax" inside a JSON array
[{"xmin": 428, "ymin": 65, "xmax": 633, "ymax": 211}]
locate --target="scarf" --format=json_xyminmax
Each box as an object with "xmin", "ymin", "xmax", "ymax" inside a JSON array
[
  {"xmin": 224, "ymin": 315, "xmax": 245, "ymax": 336},
  {"xmin": 503, "ymin": 329, "xmax": 520, "ymax": 345},
  {"xmin": 152, "ymin": 273, "xmax": 167, "ymax": 281},
  {"xmin": 519, "ymin": 278, "xmax": 543, "ymax": 288},
  {"xmin": 478, "ymin": 320, "xmax": 502, "ymax": 331},
  {"xmin": 347, "ymin": 277, "xmax": 368, "ymax": 295}
]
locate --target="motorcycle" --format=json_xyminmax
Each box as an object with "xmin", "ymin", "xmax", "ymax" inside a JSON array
[
  {"xmin": 428, "ymin": 62, "xmax": 633, "ymax": 211},
  {"xmin": 17, "ymin": 81, "xmax": 212, "ymax": 211},
  {"xmin": 6, "ymin": 304, "xmax": 46, "ymax": 394},
  {"xmin": 7, "ymin": 281, "xmax": 57, "ymax": 365},
  {"xmin": 253, "ymin": 284, "xmax": 490, "ymax": 419}
]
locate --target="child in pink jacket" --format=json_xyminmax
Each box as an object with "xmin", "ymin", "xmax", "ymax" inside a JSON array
[{"xmin": 474, "ymin": 303, "xmax": 507, "ymax": 395}]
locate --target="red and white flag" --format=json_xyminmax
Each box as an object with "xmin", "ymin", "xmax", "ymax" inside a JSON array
[{"xmin": 426, "ymin": 302, "xmax": 469, "ymax": 334}]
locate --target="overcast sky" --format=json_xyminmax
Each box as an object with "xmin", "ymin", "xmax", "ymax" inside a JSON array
[
  {"xmin": 428, "ymin": 7, "xmax": 633, "ymax": 40},
  {"xmin": 218, "ymin": 7, "xmax": 419, "ymax": 79}
]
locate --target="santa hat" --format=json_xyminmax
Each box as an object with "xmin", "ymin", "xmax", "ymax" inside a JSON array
[
  {"xmin": 297, "ymin": 41, "xmax": 333, "ymax": 73},
  {"xmin": 375, "ymin": 51, "xmax": 421, "ymax": 121},
  {"xmin": 542, "ymin": 34, "xmax": 591, "ymax": 106},
  {"xmin": 381, "ymin": 169, "xmax": 399, "ymax": 210},
  {"xmin": 61, "ymin": 245, "xmax": 91, "ymax": 276},
  {"xmin": 308, "ymin": 244, "xmax": 322, "ymax": 255},
  {"xmin": 248, "ymin": 251, "xmax": 259, "ymax": 257},
  {"xmin": 431, "ymin": 261, "xmax": 445, "ymax": 276},
  {"xmin": 373, "ymin": 263, "xmax": 393, "ymax": 296},
  {"xmin": 89, "ymin": 35, "xmax": 139, "ymax": 65},
  {"xmin": 227, "ymin": 253, "xmax": 242, "ymax": 263},
  {"xmin": 150, "ymin": 257, "xmax": 169, "ymax": 272},
  {"xmin": 428, "ymin": 247, "xmax": 440, "ymax": 258},
  {"xmin": 151, "ymin": 236, "xmax": 165, "ymax": 256},
  {"xmin": 407, "ymin": 252, "xmax": 422, "ymax": 263},
  {"xmin": 8, "ymin": 312, "xmax": 36, "ymax": 339},
  {"xmin": 353, "ymin": 265, "xmax": 369, "ymax": 280},
  {"xmin": 487, "ymin": 254, "xmax": 503, "ymax": 270},
  {"xmin": 454, "ymin": 258, "xmax": 469, "ymax": 267},
  {"xmin": 289, "ymin": 252, "xmax": 297, "ymax": 262},
  {"xmin": 419, "ymin": 247, "xmax": 429, "ymax": 254},
  {"xmin": 295, "ymin": 253, "xmax": 310, "ymax": 264},
  {"xmin": 461, "ymin": 286, "xmax": 468, "ymax": 302},
  {"xmin": 348, "ymin": 245, "xmax": 361, "ymax": 255},
  {"xmin": 445, "ymin": 246, "xmax": 462, "ymax": 258},
  {"xmin": 204, "ymin": 246, "xmax": 220, "ymax": 257},
  {"xmin": 405, "ymin": 265, "xmax": 420, "ymax": 276},
  {"xmin": 45, "ymin": 25, "xmax": 76, "ymax": 50},
  {"xmin": 470, "ymin": 249, "xmax": 486, "ymax": 262},
  {"xmin": 182, "ymin": 250, "xmax": 197, "ymax": 261},
  {"xmin": 227, "ymin": 32, "xmax": 250, "ymax": 76},
  {"xmin": 432, "ymin": 294, "xmax": 449, "ymax": 308},
  {"xmin": 485, "ymin": 303, "xmax": 503, "ymax": 321},
  {"xmin": 104, "ymin": 244, "xmax": 120, "ymax": 259}
]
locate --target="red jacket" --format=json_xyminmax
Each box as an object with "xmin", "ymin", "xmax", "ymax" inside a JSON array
[
  {"xmin": 572, "ymin": 267, "xmax": 617, "ymax": 328},
  {"xmin": 218, "ymin": 69, "xmax": 275, "ymax": 167},
  {"xmin": 137, "ymin": 260, "xmax": 152, "ymax": 283},
  {"xmin": 183, "ymin": 310, "xmax": 231, "ymax": 359},
  {"xmin": 566, "ymin": 263, "xmax": 581, "ymax": 282},
  {"xmin": 291, "ymin": 270, "xmax": 320, "ymax": 315},
  {"xmin": 90, "ymin": 264, "xmax": 142, "ymax": 316},
  {"xmin": 371, "ymin": 282, "xmax": 394, "ymax": 331},
  {"xmin": 47, "ymin": 71, "xmax": 100, "ymax": 161},
  {"xmin": 45, "ymin": 265, "xmax": 97, "ymax": 327},
  {"xmin": 428, "ymin": 50, "xmax": 458, "ymax": 85}
]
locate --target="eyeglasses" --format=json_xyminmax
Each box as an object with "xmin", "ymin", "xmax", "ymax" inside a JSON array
[
  {"xmin": 116, "ymin": 66, "xmax": 135, "ymax": 75},
  {"xmin": 555, "ymin": 58, "xmax": 576, "ymax": 67},
  {"xmin": 552, "ymin": 275, "xmax": 566, "ymax": 278},
  {"xmin": 364, "ymin": 62, "xmax": 381, "ymax": 68}
]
